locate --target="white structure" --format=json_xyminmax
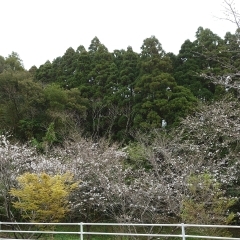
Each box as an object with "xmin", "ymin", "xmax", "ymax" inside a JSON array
[
  {"xmin": 162, "ymin": 119, "xmax": 167, "ymax": 128},
  {"xmin": 0, "ymin": 222, "xmax": 240, "ymax": 240}
]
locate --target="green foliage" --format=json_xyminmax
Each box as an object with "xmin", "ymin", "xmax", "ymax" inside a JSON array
[
  {"xmin": 0, "ymin": 55, "xmax": 5, "ymax": 73},
  {"xmin": 125, "ymin": 142, "xmax": 151, "ymax": 170},
  {"xmin": 4, "ymin": 51, "xmax": 25, "ymax": 71},
  {"xmin": 181, "ymin": 173, "xmax": 236, "ymax": 236},
  {"xmin": 44, "ymin": 84, "xmax": 68, "ymax": 111},
  {"xmin": 134, "ymin": 37, "xmax": 197, "ymax": 129},
  {"xmin": 2, "ymin": 25, "xmax": 240, "ymax": 143},
  {"xmin": 0, "ymin": 70, "xmax": 45, "ymax": 140},
  {"xmin": 0, "ymin": 65, "xmax": 88, "ymax": 142},
  {"xmin": 42, "ymin": 122, "xmax": 57, "ymax": 147},
  {"xmin": 172, "ymin": 26, "xmax": 230, "ymax": 100},
  {"xmin": 35, "ymin": 60, "xmax": 53, "ymax": 85},
  {"xmin": 28, "ymin": 65, "xmax": 38, "ymax": 76},
  {"xmin": 28, "ymin": 36, "xmax": 200, "ymax": 140}
]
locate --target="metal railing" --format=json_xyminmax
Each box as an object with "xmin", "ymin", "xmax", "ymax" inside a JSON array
[{"xmin": 0, "ymin": 222, "xmax": 240, "ymax": 239}]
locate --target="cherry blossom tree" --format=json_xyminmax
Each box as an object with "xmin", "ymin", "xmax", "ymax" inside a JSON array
[{"xmin": 1, "ymin": 112, "xmax": 239, "ymax": 235}]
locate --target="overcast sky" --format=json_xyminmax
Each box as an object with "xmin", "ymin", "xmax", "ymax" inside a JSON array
[{"xmin": 1, "ymin": 0, "xmax": 239, "ymax": 70}]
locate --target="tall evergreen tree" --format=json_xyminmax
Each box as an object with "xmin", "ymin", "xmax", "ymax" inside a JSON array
[
  {"xmin": 173, "ymin": 27, "xmax": 228, "ymax": 100},
  {"xmin": 134, "ymin": 36, "xmax": 197, "ymax": 129},
  {"xmin": 74, "ymin": 45, "xmax": 92, "ymax": 96},
  {"xmin": 35, "ymin": 60, "xmax": 53, "ymax": 86},
  {"xmin": 87, "ymin": 37, "xmax": 113, "ymax": 98},
  {"xmin": 58, "ymin": 47, "xmax": 78, "ymax": 88}
]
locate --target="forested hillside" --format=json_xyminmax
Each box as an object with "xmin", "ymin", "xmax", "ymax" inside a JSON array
[
  {"xmin": 2, "ymin": 28, "xmax": 236, "ymax": 144},
  {"xmin": 1, "ymin": 35, "xmax": 200, "ymax": 144},
  {"xmin": 1, "ymin": 1, "xmax": 240, "ymax": 237}
]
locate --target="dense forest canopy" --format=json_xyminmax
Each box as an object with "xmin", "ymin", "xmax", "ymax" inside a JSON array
[
  {"xmin": 1, "ymin": 1, "xmax": 240, "ymax": 238},
  {"xmin": 1, "ymin": 30, "xmax": 232, "ymax": 143}
]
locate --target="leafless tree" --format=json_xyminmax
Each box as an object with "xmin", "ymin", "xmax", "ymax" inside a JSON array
[{"xmin": 200, "ymin": 0, "xmax": 240, "ymax": 92}]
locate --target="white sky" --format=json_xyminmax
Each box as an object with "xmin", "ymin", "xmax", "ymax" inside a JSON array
[{"xmin": 1, "ymin": 0, "xmax": 239, "ymax": 70}]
